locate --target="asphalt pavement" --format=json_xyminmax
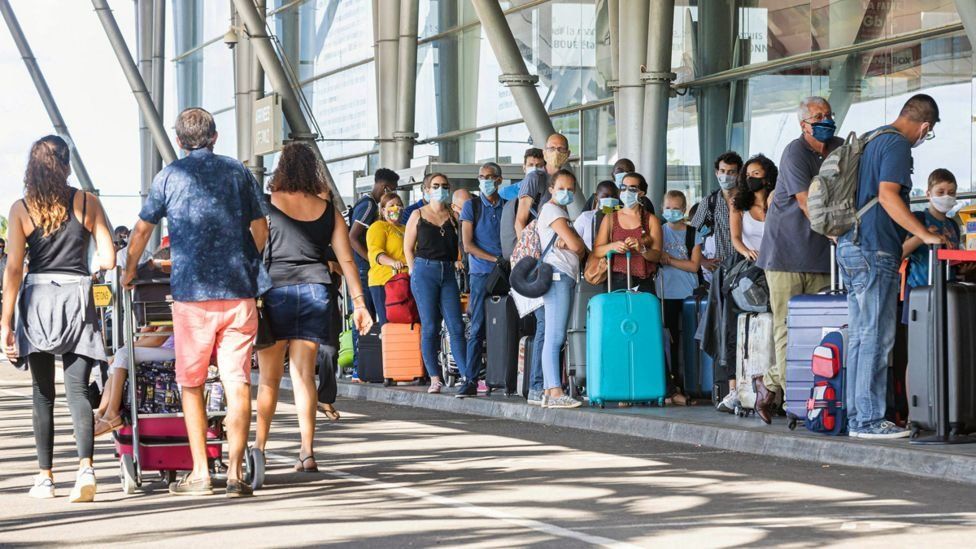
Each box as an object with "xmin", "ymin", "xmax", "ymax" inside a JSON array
[{"xmin": 1, "ymin": 367, "xmax": 975, "ymax": 547}]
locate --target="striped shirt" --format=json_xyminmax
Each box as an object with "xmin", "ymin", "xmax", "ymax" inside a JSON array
[{"xmin": 689, "ymin": 189, "xmax": 734, "ymax": 263}]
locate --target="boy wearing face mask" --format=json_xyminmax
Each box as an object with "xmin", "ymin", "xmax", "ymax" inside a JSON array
[
  {"xmin": 574, "ymin": 180, "xmax": 620, "ymax": 251},
  {"xmin": 366, "ymin": 193, "xmax": 408, "ymax": 325}
]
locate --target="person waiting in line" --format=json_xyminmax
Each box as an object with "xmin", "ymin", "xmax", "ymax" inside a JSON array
[
  {"xmin": 534, "ymin": 169, "xmax": 587, "ymax": 408},
  {"xmin": 515, "ymin": 133, "xmax": 573, "ymax": 237},
  {"xmin": 658, "ymin": 190, "xmax": 703, "ymax": 406},
  {"xmin": 2, "ymin": 135, "xmax": 116, "ymax": 502},
  {"xmin": 254, "ymin": 142, "xmax": 372, "ymax": 475},
  {"xmin": 366, "ymin": 193, "xmax": 407, "ymax": 325},
  {"xmin": 690, "ymin": 152, "xmax": 743, "ymax": 277},
  {"xmin": 730, "ymin": 154, "xmax": 776, "ymax": 262},
  {"xmin": 593, "ymin": 172, "xmax": 663, "ymax": 294},
  {"xmin": 500, "ymin": 148, "xmax": 545, "ymax": 257},
  {"xmin": 753, "ymin": 97, "xmax": 842, "ymax": 424},
  {"xmin": 611, "ymin": 159, "xmax": 655, "ymax": 215},
  {"xmin": 452, "ymin": 188, "xmax": 472, "ymax": 219},
  {"xmin": 347, "ymin": 168, "xmax": 399, "ymax": 381},
  {"xmin": 404, "ymin": 173, "xmax": 468, "ymax": 395},
  {"xmin": 459, "ymin": 162, "xmax": 507, "ymax": 397},
  {"xmin": 574, "ymin": 180, "xmax": 620, "ymax": 251}
]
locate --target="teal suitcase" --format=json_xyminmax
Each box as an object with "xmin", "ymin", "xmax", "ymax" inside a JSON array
[{"xmin": 585, "ymin": 253, "xmax": 667, "ymax": 407}]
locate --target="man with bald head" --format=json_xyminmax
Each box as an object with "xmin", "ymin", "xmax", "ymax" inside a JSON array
[{"xmin": 452, "ymin": 188, "xmax": 472, "ymax": 218}]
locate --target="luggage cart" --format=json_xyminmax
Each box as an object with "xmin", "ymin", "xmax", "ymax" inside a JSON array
[{"xmin": 113, "ymin": 276, "xmax": 257, "ymax": 493}]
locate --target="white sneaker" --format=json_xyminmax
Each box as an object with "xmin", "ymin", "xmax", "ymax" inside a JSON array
[
  {"xmin": 68, "ymin": 467, "xmax": 96, "ymax": 503},
  {"xmin": 716, "ymin": 390, "xmax": 739, "ymax": 414},
  {"xmin": 29, "ymin": 475, "xmax": 55, "ymax": 499}
]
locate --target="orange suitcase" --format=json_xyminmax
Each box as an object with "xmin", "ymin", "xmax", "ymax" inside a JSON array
[{"xmin": 381, "ymin": 323, "xmax": 425, "ymax": 385}]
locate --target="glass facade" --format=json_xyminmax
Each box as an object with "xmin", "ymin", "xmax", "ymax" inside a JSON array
[{"xmin": 170, "ymin": 0, "xmax": 975, "ymax": 206}]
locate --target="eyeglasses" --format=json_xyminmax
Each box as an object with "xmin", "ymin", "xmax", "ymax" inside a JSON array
[
  {"xmin": 803, "ymin": 111, "xmax": 835, "ymax": 123},
  {"xmin": 545, "ymin": 146, "xmax": 569, "ymax": 154},
  {"xmin": 925, "ymin": 130, "xmax": 935, "ymax": 141}
]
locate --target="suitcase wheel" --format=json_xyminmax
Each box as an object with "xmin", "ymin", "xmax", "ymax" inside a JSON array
[
  {"xmin": 383, "ymin": 378, "xmax": 393, "ymax": 387},
  {"xmin": 485, "ymin": 387, "xmax": 492, "ymax": 396},
  {"xmin": 910, "ymin": 424, "xmax": 921, "ymax": 439},
  {"xmin": 657, "ymin": 398, "xmax": 665, "ymax": 407},
  {"xmin": 788, "ymin": 418, "xmax": 798, "ymax": 431}
]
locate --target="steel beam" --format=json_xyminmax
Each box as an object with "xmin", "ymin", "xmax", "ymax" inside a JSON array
[
  {"xmin": 639, "ymin": 0, "xmax": 675, "ymax": 209},
  {"xmin": 233, "ymin": 7, "xmax": 253, "ymax": 163},
  {"xmin": 616, "ymin": 0, "xmax": 649, "ymax": 162},
  {"xmin": 232, "ymin": 0, "xmax": 344, "ymax": 209},
  {"xmin": 249, "ymin": 0, "xmax": 266, "ymax": 183},
  {"xmin": 0, "ymin": 0, "xmax": 95, "ymax": 192},
  {"xmin": 136, "ymin": 0, "xmax": 154, "ymax": 201},
  {"xmin": 471, "ymin": 0, "xmax": 554, "ymax": 146},
  {"xmin": 150, "ymin": 0, "xmax": 165, "ymax": 181},
  {"xmin": 695, "ymin": 0, "xmax": 734, "ymax": 194},
  {"xmin": 606, "ymin": 0, "xmax": 620, "ymax": 120},
  {"xmin": 393, "ymin": 0, "xmax": 420, "ymax": 169},
  {"xmin": 374, "ymin": 0, "xmax": 401, "ymax": 168},
  {"xmin": 92, "ymin": 0, "xmax": 176, "ymax": 165}
]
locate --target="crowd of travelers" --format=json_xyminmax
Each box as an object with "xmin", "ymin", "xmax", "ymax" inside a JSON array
[{"xmin": 0, "ymin": 92, "xmax": 959, "ymax": 501}]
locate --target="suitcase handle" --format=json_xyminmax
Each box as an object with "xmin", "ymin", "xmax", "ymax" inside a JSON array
[{"xmin": 605, "ymin": 251, "xmax": 632, "ymax": 293}]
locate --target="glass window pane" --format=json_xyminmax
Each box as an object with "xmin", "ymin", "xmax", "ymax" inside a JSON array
[
  {"xmin": 286, "ymin": 0, "xmax": 374, "ymax": 78},
  {"xmin": 307, "ymin": 62, "xmax": 378, "ymax": 160},
  {"xmin": 211, "ymin": 109, "xmax": 237, "ymax": 159}
]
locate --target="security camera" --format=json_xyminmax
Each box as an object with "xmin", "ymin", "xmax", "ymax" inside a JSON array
[{"xmin": 223, "ymin": 28, "xmax": 238, "ymax": 49}]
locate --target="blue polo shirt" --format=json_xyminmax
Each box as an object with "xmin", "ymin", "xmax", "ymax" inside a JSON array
[
  {"xmin": 400, "ymin": 197, "xmax": 426, "ymax": 226},
  {"xmin": 459, "ymin": 194, "xmax": 505, "ymax": 275}
]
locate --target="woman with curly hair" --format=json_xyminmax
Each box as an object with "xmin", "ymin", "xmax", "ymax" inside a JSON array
[
  {"xmin": 2, "ymin": 135, "xmax": 116, "ymax": 501},
  {"xmin": 253, "ymin": 142, "xmax": 372, "ymax": 476},
  {"xmin": 730, "ymin": 154, "xmax": 778, "ymax": 262}
]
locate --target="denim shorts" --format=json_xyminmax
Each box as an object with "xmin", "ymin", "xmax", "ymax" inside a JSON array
[{"xmin": 264, "ymin": 283, "xmax": 333, "ymax": 344}]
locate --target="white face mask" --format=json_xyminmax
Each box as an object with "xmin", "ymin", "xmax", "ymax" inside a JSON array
[{"xmin": 930, "ymin": 194, "xmax": 957, "ymax": 214}]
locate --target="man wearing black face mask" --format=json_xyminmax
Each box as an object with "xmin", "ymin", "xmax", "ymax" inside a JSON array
[{"xmin": 753, "ymin": 97, "xmax": 843, "ymax": 424}]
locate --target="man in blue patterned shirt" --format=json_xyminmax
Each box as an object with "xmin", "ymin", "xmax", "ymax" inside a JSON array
[{"xmin": 124, "ymin": 108, "xmax": 270, "ymax": 498}]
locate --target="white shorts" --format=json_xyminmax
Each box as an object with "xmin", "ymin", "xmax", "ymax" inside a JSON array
[{"xmin": 109, "ymin": 346, "xmax": 177, "ymax": 376}]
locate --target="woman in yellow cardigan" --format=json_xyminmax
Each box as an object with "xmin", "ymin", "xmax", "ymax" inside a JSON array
[{"xmin": 366, "ymin": 193, "xmax": 408, "ymax": 325}]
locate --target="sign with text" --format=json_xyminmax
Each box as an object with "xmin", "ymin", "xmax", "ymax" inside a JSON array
[
  {"xmin": 92, "ymin": 284, "xmax": 112, "ymax": 308},
  {"xmin": 253, "ymin": 94, "xmax": 283, "ymax": 156}
]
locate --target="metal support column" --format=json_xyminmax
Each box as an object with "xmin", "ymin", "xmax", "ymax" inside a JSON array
[
  {"xmin": 606, "ymin": 0, "xmax": 620, "ymax": 122},
  {"xmin": 956, "ymin": 0, "xmax": 976, "ymax": 57},
  {"xmin": 249, "ymin": 0, "xmax": 266, "ymax": 183},
  {"xmin": 93, "ymin": 0, "xmax": 176, "ymax": 165},
  {"xmin": 232, "ymin": 0, "xmax": 344, "ymax": 209},
  {"xmin": 616, "ymin": 0, "xmax": 649, "ymax": 163},
  {"xmin": 471, "ymin": 0, "xmax": 554, "ymax": 146},
  {"xmin": 233, "ymin": 8, "xmax": 253, "ymax": 164},
  {"xmin": 393, "ymin": 0, "xmax": 420, "ymax": 170},
  {"xmin": 0, "ymin": 0, "xmax": 95, "ymax": 192},
  {"xmin": 374, "ymin": 0, "xmax": 400, "ymax": 168},
  {"xmin": 639, "ymin": 0, "xmax": 675, "ymax": 209},
  {"xmin": 136, "ymin": 0, "xmax": 154, "ymax": 200},
  {"xmin": 150, "ymin": 0, "xmax": 165, "ymax": 181},
  {"xmin": 696, "ymin": 0, "xmax": 735, "ymax": 194}
]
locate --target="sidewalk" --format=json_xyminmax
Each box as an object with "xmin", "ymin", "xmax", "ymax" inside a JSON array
[{"xmin": 304, "ymin": 379, "xmax": 976, "ymax": 486}]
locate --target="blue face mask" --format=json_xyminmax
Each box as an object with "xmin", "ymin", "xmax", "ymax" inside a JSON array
[
  {"xmin": 620, "ymin": 189, "xmax": 639, "ymax": 208},
  {"xmin": 598, "ymin": 197, "xmax": 620, "ymax": 210},
  {"xmin": 422, "ymin": 191, "xmax": 431, "ymax": 203},
  {"xmin": 479, "ymin": 178, "xmax": 497, "ymax": 197},
  {"xmin": 662, "ymin": 208, "xmax": 684, "ymax": 223},
  {"xmin": 614, "ymin": 172, "xmax": 626, "ymax": 186},
  {"xmin": 811, "ymin": 118, "xmax": 836, "ymax": 143},
  {"xmin": 554, "ymin": 189, "xmax": 574, "ymax": 206},
  {"xmin": 429, "ymin": 188, "xmax": 450, "ymax": 204}
]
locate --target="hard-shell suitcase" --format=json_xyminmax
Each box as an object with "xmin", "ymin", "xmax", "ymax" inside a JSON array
[
  {"xmin": 357, "ymin": 324, "xmax": 385, "ymax": 384},
  {"xmin": 681, "ymin": 293, "xmax": 713, "ymax": 399},
  {"xmin": 586, "ymin": 253, "xmax": 667, "ymax": 407},
  {"xmin": 566, "ymin": 277, "xmax": 602, "ymax": 397},
  {"xmin": 906, "ymin": 282, "xmax": 976, "ymax": 435},
  {"xmin": 517, "ymin": 335, "xmax": 534, "ymax": 399},
  {"xmin": 381, "ymin": 323, "xmax": 425, "ymax": 385},
  {"xmin": 805, "ymin": 329, "xmax": 848, "ymax": 435},
  {"xmin": 735, "ymin": 312, "xmax": 775, "ymax": 414},
  {"xmin": 485, "ymin": 295, "xmax": 520, "ymax": 395}
]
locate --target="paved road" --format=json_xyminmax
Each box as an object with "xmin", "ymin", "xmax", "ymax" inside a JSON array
[{"xmin": 1, "ymin": 369, "xmax": 975, "ymax": 547}]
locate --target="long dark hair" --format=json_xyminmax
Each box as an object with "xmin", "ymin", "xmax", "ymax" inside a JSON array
[
  {"xmin": 24, "ymin": 135, "xmax": 72, "ymax": 237},
  {"xmin": 733, "ymin": 154, "xmax": 778, "ymax": 212},
  {"xmin": 268, "ymin": 142, "xmax": 329, "ymax": 198}
]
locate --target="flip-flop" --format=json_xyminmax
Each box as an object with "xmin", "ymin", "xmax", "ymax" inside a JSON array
[
  {"xmin": 94, "ymin": 416, "xmax": 124, "ymax": 438},
  {"xmin": 294, "ymin": 456, "xmax": 318, "ymax": 473},
  {"xmin": 318, "ymin": 404, "xmax": 341, "ymax": 421}
]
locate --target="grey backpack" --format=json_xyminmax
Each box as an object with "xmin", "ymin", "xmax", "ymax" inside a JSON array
[{"xmin": 808, "ymin": 128, "xmax": 901, "ymax": 237}]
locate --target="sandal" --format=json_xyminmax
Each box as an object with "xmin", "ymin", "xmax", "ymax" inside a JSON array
[
  {"xmin": 294, "ymin": 456, "xmax": 318, "ymax": 473},
  {"xmin": 318, "ymin": 403, "xmax": 341, "ymax": 421},
  {"xmin": 94, "ymin": 416, "xmax": 124, "ymax": 438}
]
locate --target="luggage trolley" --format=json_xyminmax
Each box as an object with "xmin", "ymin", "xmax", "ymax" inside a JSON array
[{"xmin": 113, "ymin": 276, "xmax": 257, "ymax": 493}]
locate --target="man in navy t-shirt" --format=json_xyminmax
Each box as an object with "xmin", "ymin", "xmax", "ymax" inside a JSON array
[{"xmin": 838, "ymin": 94, "xmax": 946, "ymax": 440}]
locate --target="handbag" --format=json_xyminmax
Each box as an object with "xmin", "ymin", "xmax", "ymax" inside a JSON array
[
  {"xmin": 254, "ymin": 296, "xmax": 276, "ymax": 350},
  {"xmin": 384, "ymin": 271, "xmax": 420, "ymax": 324},
  {"xmin": 510, "ymin": 230, "xmax": 559, "ymax": 299},
  {"xmin": 583, "ymin": 212, "xmax": 613, "ymax": 286},
  {"xmin": 485, "ymin": 258, "xmax": 511, "ymax": 297}
]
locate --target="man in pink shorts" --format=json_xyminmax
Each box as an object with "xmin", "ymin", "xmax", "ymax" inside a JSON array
[{"xmin": 125, "ymin": 108, "xmax": 270, "ymax": 498}]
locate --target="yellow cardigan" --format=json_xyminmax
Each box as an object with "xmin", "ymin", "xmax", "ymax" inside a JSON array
[{"xmin": 366, "ymin": 220, "xmax": 407, "ymax": 287}]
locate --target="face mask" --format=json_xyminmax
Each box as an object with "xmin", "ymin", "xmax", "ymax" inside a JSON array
[
  {"xmin": 386, "ymin": 207, "xmax": 401, "ymax": 222},
  {"xmin": 526, "ymin": 165, "xmax": 544, "ymax": 175},
  {"xmin": 930, "ymin": 194, "xmax": 957, "ymax": 214},
  {"xmin": 663, "ymin": 208, "xmax": 684, "ymax": 223},
  {"xmin": 544, "ymin": 149, "xmax": 570, "ymax": 169},
  {"xmin": 913, "ymin": 126, "xmax": 930, "ymax": 149},
  {"xmin": 811, "ymin": 118, "xmax": 836, "ymax": 143},
  {"xmin": 429, "ymin": 188, "xmax": 450, "ymax": 204},
  {"xmin": 598, "ymin": 197, "xmax": 620, "ymax": 210},
  {"xmin": 620, "ymin": 189, "xmax": 639, "ymax": 209},
  {"xmin": 717, "ymin": 173, "xmax": 736, "ymax": 191},
  {"xmin": 554, "ymin": 189, "xmax": 574, "ymax": 206},
  {"xmin": 614, "ymin": 172, "xmax": 626, "ymax": 186},
  {"xmin": 479, "ymin": 179, "xmax": 497, "ymax": 196},
  {"xmin": 747, "ymin": 177, "xmax": 765, "ymax": 192},
  {"xmin": 422, "ymin": 191, "xmax": 431, "ymax": 203}
]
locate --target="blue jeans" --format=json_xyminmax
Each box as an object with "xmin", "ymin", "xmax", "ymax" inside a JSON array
[
  {"xmin": 465, "ymin": 273, "xmax": 488, "ymax": 379},
  {"xmin": 369, "ymin": 285, "xmax": 387, "ymax": 326},
  {"xmin": 410, "ymin": 259, "xmax": 469, "ymax": 380},
  {"xmin": 541, "ymin": 269, "xmax": 575, "ymax": 390},
  {"xmin": 836, "ymin": 240, "xmax": 899, "ymax": 431},
  {"xmin": 531, "ymin": 307, "xmax": 545, "ymax": 392},
  {"xmin": 351, "ymin": 267, "xmax": 376, "ymax": 378}
]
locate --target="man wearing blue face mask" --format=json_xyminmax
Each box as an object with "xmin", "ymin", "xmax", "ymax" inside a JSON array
[
  {"xmin": 689, "ymin": 152, "xmax": 742, "ymax": 278},
  {"xmin": 753, "ymin": 97, "xmax": 843, "ymax": 423},
  {"xmin": 500, "ymin": 148, "xmax": 545, "ymax": 258}
]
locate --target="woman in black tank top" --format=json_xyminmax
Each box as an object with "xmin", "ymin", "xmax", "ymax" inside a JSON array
[
  {"xmin": 403, "ymin": 173, "xmax": 470, "ymax": 395},
  {"xmin": 253, "ymin": 143, "xmax": 372, "ymax": 474},
  {"xmin": 2, "ymin": 135, "xmax": 115, "ymax": 501}
]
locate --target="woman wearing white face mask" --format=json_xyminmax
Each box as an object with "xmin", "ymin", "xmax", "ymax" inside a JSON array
[
  {"xmin": 404, "ymin": 173, "xmax": 468, "ymax": 394},
  {"xmin": 366, "ymin": 193, "xmax": 408, "ymax": 325},
  {"xmin": 593, "ymin": 172, "xmax": 663, "ymax": 294}
]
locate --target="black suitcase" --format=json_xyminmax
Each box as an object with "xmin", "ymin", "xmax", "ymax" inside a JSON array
[
  {"xmin": 906, "ymin": 282, "xmax": 976, "ymax": 435},
  {"xmin": 357, "ymin": 324, "xmax": 385, "ymax": 384},
  {"xmin": 485, "ymin": 296, "xmax": 520, "ymax": 395}
]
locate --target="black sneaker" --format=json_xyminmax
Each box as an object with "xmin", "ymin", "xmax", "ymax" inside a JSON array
[
  {"xmin": 455, "ymin": 380, "xmax": 478, "ymax": 398},
  {"xmin": 226, "ymin": 479, "xmax": 254, "ymax": 498}
]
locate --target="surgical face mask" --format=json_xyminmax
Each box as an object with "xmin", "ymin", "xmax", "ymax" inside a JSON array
[
  {"xmin": 614, "ymin": 172, "xmax": 626, "ymax": 186},
  {"xmin": 930, "ymin": 194, "xmax": 957, "ymax": 214},
  {"xmin": 747, "ymin": 177, "xmax": 765, "ymax": 192},
  {"xmin": 429, "ymin": 187, "xmax": 450, "ymax": 204},
  {"xmin": 479, "ymin": 178, "xmax": 497, "ymax": 196},
  {"xmin": 554, "ymin": 189, "xmax": 574, "ymax": 206},
  {"xmin": 526, "ymin": 165, "xmax": 544, "ymax": 175},
  {"xmin": 598, "ymin": 197, "xmax": 620, "ymax": 210},
  {"xmin": 662, "ymin": 208, "xmax": 685, "ymax": 224},
  {"xmin": 386, "ymin": 207, "xmax": 401, "ymax": 222},
  {"xmin": 717, "ymin": 173, "xmax": 736, "ymax": 191},
  {"xmin": 422, "ymin": 191, "xmax": 431, "ymax": 203},
  {"xmin": 620, "ymin": 189, "xmax": 639, "ymax": 209},
  {"xmin": 544, "ymin": 149, "xmax": 569, "ymax": 169},
  {"xmin": 811, "ymin": 118, "xmax": 836, "ymax": 143},
  {"xmin": 913, "ymin": 126, "xmax": 931, "ymax": 149}
]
